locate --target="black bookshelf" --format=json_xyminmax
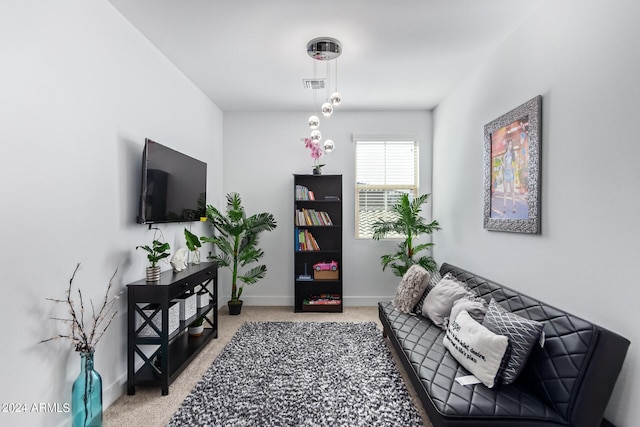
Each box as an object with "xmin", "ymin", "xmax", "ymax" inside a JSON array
[{"xmin": 293, "ymin": 174, "xmax": 343, "ymax": 312}]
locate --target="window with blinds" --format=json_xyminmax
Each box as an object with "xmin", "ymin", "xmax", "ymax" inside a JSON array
[{"xmin": 355, "ymin": 139, "xmax": 418, "ymax": 238}]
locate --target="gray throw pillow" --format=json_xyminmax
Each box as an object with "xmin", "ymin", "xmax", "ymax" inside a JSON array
[
  {"xmin": 422, "ymin": 274, "xmax": 475, "ymax": 328},
  {"xmin": 393, "ymin": 265, "xmax": 431, "ymax": 314},
  {"xmin": 482, "ymin": 298, "xmax": 544, "ymax": 385},
  {"xmin": 449, "ymin": 295, "xmax": 488, "ymax": 326},
  {"xmin": 413, "ymin": 270, "xmax": 442, "ymax": 314}
]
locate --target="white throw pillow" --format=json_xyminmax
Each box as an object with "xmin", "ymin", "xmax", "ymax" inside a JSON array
[{"xmin": 443, "ymin": 310, "xmax": 509, "ymax": 388}]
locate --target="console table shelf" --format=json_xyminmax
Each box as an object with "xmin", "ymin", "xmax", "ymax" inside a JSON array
[
  {"xmin": 126, "ymin": 262, "xmax": 217, "ymax": 395},
  {"xmin": 131, "ymin": 327, "xmax": 217, "ymax": 387}
]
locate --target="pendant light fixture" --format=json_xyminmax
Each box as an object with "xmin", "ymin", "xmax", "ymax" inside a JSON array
[
  {"xmin": 308, "ymin": 115, "xmax": 319, "ymax": 129},
  {"xmin": 305, "ymin": 37, "xmax": 342, "ymax": 146}
]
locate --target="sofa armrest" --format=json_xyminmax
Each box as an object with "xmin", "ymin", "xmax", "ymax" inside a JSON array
[{"xmin": 570, "ymin": 327, "xmax": 629, "ymax": 427}]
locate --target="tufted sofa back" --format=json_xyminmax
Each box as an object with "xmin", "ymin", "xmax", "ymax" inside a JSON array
[{"xmin": 440, "ymin": 263, "xmax": 629, "ymax": 427}]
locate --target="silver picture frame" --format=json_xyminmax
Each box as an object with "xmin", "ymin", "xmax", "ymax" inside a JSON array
[{"xmin": 484, "ymin": 95, "xmax": 542, "ymax": 233}]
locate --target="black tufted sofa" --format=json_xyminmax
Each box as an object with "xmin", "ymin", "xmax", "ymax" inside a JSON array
[{"xmin": 379, "ymin": 263, "xmax": 630, "ymax": 427}]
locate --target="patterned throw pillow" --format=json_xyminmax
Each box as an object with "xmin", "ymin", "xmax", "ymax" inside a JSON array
[
  {"xmin": 443, "ymin": 310, "xmax": 509, "ymax": 388},
  {"xmin": 392, "ymin": 265, "xmax": 431, "ymax": 313},
  {"xmin": 413, "ymin": 270, "xmax": 442, "ymax": 315},
  {"xmin": 482, "ymin": 298, "xmax": 544, "ymax": 385}
]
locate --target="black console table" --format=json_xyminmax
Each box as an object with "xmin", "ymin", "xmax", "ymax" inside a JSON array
[{"xmin": 126, "ymin": 262, "xmax": 217, "ymax": 395}]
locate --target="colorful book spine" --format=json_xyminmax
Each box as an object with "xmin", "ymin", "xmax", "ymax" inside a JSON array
[
  {"xmin": 304, "ymin": 294, "xmax": 342, "ymax": 305},
  {"xmin": 295, "ymin": 208, "xmax": 333, "ymax": 226},
  {"xmin": 296, "ymin": 228, "xmax": 320, "ymax": 251},
  {"xmin": 295, "ymin": 185, "xmax": 320, "ymax": 201}
]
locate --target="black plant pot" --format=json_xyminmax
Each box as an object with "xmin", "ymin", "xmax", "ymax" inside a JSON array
[{"xmin": 228, "ymin": 300, "xmax": 243, "ymax": 315}]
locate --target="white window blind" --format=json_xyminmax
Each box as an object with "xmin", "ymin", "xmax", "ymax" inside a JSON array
[{"xmin": 355, "ymin": 139, "xmax": 418, "ymax": 238}]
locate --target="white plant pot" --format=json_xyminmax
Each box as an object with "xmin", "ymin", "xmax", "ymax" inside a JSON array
[{"xmin": 188, "ymin": 325, "xmax": 204, "ymax": 337}]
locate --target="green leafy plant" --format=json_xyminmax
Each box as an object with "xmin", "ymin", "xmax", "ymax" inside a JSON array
[
  {"xmin": 184, "ymin": 228, "xmax": 202, "ymax": 251},
  {"xmin": 190, "ymin": 315, "xmax": 205, "ymax": 327},
  {"xmin": 372, "ymin": 193, "xmax": 440, "ymax": 277},
  {"xmin": 201, "ymin": 192, "xmax": 277, "ymax": 302},
  {"xmin": 136, "ymin": 240, "xmax": 171, "ymax": 267}
]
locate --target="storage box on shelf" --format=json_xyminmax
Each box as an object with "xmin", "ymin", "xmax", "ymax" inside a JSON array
[
  {"xmin": 293, "ymin": 174, "xmax": 343, "ymax": 313},
  {"xmin": 197, "ymin": 291, "xmax": 210, "ymax": 308},
  {"xmin": 314, "ymin": 269, "xmax": 339, "ymax": 280},
  {"xmin": 173, "ymin": 293, "xmax": 197, "ymax": 320},
  {"xmin": 135, "ymin": 302, "xmax": 180, "ymax": 337}
]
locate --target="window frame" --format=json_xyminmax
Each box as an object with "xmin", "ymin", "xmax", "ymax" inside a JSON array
[{"xmin": 354, "ymin": 137, "xmax": 419, "ymax": 239}]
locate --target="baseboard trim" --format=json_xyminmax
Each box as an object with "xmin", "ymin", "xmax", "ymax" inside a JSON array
[{"xmin": 237, "ymin": 296, "xmax": 393, "ymax": 306}]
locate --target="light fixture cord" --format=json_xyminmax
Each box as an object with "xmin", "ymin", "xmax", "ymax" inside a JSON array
[
  {"xmin": 335, "ymin": 58, "xmax": 339, "ymax": 92},
  {"xmin": 326, "ymin": 60, "xmax": 331, "ymax": 102},
  {"xmin": 313, "ymin": 60, "xmax": 318, "ymax": 114}
]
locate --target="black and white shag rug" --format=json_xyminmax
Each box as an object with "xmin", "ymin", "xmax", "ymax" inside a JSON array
[{"xmin": 167, "ymin": 321, "xmax": 424, "ymax": 427}]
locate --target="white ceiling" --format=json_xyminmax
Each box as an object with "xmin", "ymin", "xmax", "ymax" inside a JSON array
[{"xmin": 107, "ymin": 0, "xmax": 543, "ymax": 112}]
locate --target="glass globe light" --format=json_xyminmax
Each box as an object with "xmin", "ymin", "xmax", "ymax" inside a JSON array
[
  {"xmin": 310, "ymin": 129, "xmax": 321, "ymax": 142},
  {"xmin": 308, "ymin": 115, "xmax": 319, "ymax": 129},
  {"xmin": 321, "ymin": 102, "xmax": 333, "ymax": 117},
  {"xmin": 323, "ymin": 139, "xmax": 335, "ymax": 153},
  {"xmin": 330, "ymin": 92, "xmax": 342, "ymax": 106}
]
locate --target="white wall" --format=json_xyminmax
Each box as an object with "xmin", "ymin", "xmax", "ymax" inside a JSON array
[
  {"xmin": 222, "ymin": 111, "xmax": 432, "ymax": 307},
  {"xmin": 432, "ymin": 1, "xmax": 639, "ymax": 425},
  {"xmin": 0, "ymin": 1, "xmax": 223, "ymax": 426}
]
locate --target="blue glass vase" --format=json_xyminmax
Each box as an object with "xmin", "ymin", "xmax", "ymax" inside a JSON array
[{"xmin": 72, "ymin": 351, "xmax": 102, "ymax": 427}]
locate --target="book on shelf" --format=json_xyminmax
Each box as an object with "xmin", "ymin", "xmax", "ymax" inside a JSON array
[
  {"xmin": 295, "ymin": 228, "xmax": 320, "ymax": 251},
  {"xmin": 304, "ymin": 294, "xmax": 342, "ymax": 305},
  {"xmin": 295, "ymin": 208, "xmax": 333, "ymax": 226},
  {"xmin": 295, "ymin": 185, "xmax": 315, "ymax": 201}
]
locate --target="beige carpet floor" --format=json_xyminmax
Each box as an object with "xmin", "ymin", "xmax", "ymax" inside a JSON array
[{"xmin": 104, "ymin": 305, "xmax": 432, "ymax": 427}]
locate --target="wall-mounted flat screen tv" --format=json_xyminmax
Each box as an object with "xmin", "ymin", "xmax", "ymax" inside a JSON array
[{"xmin": 137, "ymin": 139, "xmax": 207, "ymax": 224}]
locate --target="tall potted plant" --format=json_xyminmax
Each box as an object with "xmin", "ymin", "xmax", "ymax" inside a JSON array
[
  {"xmin": 201, "ymin": 192, "xmax": 277, "ymax": 315},
  {"xmin": 372, "ymin": 193, "xmax": 440, "ymax": 277}
]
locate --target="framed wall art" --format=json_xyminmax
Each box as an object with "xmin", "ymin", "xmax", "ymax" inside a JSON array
[{"xmin": 483, "ymin": 95, "xmax": 542, "ymax": 233}]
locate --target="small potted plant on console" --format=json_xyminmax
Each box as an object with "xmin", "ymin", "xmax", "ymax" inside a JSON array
[
  {"xmin": 188, "ymin": 315, "xmax": 206, "ymax": 337},
  {"xmin": 136, "ymin": 239, "xmax": 171, "ymax": 282}
]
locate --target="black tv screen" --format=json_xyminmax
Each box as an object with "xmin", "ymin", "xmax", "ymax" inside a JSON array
[{"xmin": 137, "ymin": 139, "xmax": 207, "ymax": 224}]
